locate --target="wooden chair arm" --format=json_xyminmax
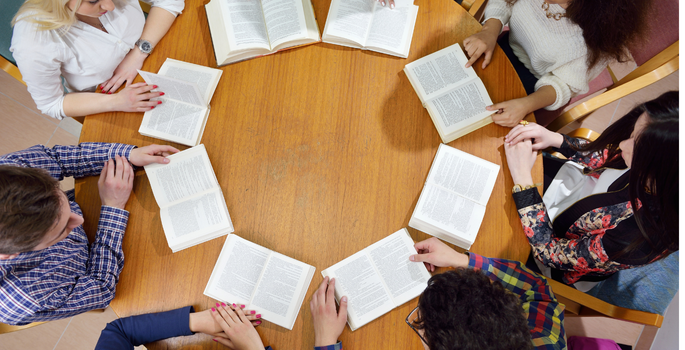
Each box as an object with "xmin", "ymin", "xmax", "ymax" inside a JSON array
[
  {"xmin": 0, "ymin": 55, "xmax": 25, "ymax": 85},
  {"xmin": 613, "ymin": 41, "xmax": 679, "ymax": 90},
  {"xmin": 547, "ymin": 279, "xmax": 664, "ymax": 327},
  {"xmin": 547, "ymin": 55, "xmax": 679, "ymax": 132},
  {"xmin": 566, "ymin": 128, "xmax": 599, "ymax": 141}
]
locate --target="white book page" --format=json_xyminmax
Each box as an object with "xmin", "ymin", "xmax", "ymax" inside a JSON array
[
  {"xmin": 138, "ymin": 71, "xmax": 205, "ymax": 107},
  {"xmin": 219, "ymin": 0, "xmax": 271, "ymax": 51},
  {"xmin": 322, "ymin": 252, "xmax": 395, "ymax": 330},
  {"xmin": 366, "ymin": 228, "xmax": 430, "ymax": 306},
  {"xmin": 139, "ymin": 98, "xmax": 207, "ymax": 146},
  {"xmin": 323, "ymin": 0, "xmax": 375, "ymax": 46},
  {"xmin": 425, "ymin": 80, "xmax": 494, "ymax": 135},
  {"xmin": 204, "ymin": 235, "xmax": 272, "ymax": 305},
  {"xmin": 427, "ymin": 144, "xmax": 499, "ymax": 205},
  {"xmin": 364, "ymin": 0, "xmax": 417, "ymax": 56},
  {"xmin": 250, "ymin": 253, "xmax": 314, "ymax": 329},
  {"xmin": 158, "ymin": 59, "xmax": 223, "ymax": 106},
  {"xmin": 159, "ymin": 189, "xmax": 233, "ymax": 247},
  {"xmin": 404, "ymin": 43, "xmax": 478, "ymax": 103},
  {"xmin": 261, "ymin": 0, "xmax": 308, "ymax": 49},
  {"xmin": 144, "ymin": 145, "xmax": 219, "ymax": 207}
]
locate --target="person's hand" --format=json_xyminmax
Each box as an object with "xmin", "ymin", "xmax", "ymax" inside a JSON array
[
  {"xmin": 505, "ymin": 123, "xmax": 564, "ymax": 150},
  {"xmin": 210, "ymin": 303, "xmax": 265, "ymax": 350},
  {"xmin": 310, "ymin": 277, "xmax": 347, "ymax": 347},
  {"xmin": 504, "ymin": 137, "xmax": 537, "ymax": 186},
  {"xmin": 463, "ymin": 30, "xmax": 498, "ymax": 69},
  {"xmin": 409, "ymin": 237, "xmax": 468, "ymax": 272},
  {"xmin": 110, "ymin": 82, "xmax": 164, "ymax": 113},
  {"xmin": 190, "ymin": 305, "xmax": 262, "ymax": 337},
  {"xmin": 129, "ymin": 144, "xmax": 180, "ymax": 166},
  {"xmin": 487, "ymin": 98, "xmax": 531, "ymax": 127},
  {"xmin": 100, "ymin": 49, "xmax": 148, "ymax": 93},
  {"xmin": 375, "ymin": 0, "xmax": 395, "ymax": 9},
  {"xmin": 98, "ymin": 155, "xmax": 134, "ymax": 209}
]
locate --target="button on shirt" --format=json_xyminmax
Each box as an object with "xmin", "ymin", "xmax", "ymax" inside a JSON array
[
  {"xmin": 0, "ymin": 143, "xmax": 135, "ymax": 325},
  {"xmin": 10, "ymin": 0, "xmax": 184, "ymax": 120}
]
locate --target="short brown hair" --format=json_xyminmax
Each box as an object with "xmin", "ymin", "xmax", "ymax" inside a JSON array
[{"xmin": 0, "ymin": 166, "xmax": 63, "ymax": 254}]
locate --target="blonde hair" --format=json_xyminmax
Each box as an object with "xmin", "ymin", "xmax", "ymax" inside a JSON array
[{"xmin": 12, "ymin": 0, "xmax": 82, "ymax": 31}]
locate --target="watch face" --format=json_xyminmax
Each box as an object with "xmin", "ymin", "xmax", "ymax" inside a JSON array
[{"xmin": 141, "ymin": 41, "xmax": 152, "ymax": 52}]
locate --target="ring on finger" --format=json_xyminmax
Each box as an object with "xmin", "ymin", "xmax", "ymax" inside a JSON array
[{"xmin": 519, "ymin": 120, "xmax": 529, "ymax": 126}]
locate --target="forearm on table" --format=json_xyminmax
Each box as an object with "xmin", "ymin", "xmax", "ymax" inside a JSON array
[
  {"xmin": 62, "ymin": 92, "xmax": 122, "ymax": 117},
  {"xmin": 520, "ymin": 85, "xmax": 557, "ymax": 115},
  {"xmin": 90, "ymin": 206, "xmax": 129, "ymax": 286},
  {"xmin": 480, "ymin": 18, "xmax": 503, "ymax": 36}
]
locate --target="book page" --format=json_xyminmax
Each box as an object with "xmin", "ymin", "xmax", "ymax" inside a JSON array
[
  {"xmin": 413, "ymin": 184, "xmax": 486, "ymax": 243},
  {"xmin": 144, "ymin": 145, "xmax": 218, "ymax": 207},
  {"xmin": 158, "ymin": 59, "xmax": 223, "ymax": 106},
  {"xmin": 160, "ymin": 189, "xmax": 233, "ymax": 245},
  {"xmin": 364, "ymin": 0, "xmax": 417, "ymax": 56},
  {"xmin": 138, "ymin": 71, "xmax": 205, "ymax": 107},
  {"xmin": 204, "ymin": 235, "xmax": 272, "ymax": 305},
  {"xmin": 426, "ymin": 80, "xmax": 493, "ymax": 135},
  {"xmin": 261, "ymin": 0, "xmax": 308, "ymax": 49},
  {"xmin": 323, "ymin": 0, "xmax": 375, "ymax": 46},
  {"xmin": 219, "ymin": 0, "xmax": 271, "ymax": 50},
  {"xmin": 250, "ymin": 253, "xmax": 314, "ymax": 329},
  {"xmin": 139, "ymin": 98, "xmax": 207, "ymax": 146},
  {"xmin": 367, "ymin": 228, "xmax": 430, "ymax": 305},
  {"xmin": 404, "ymin": 43, "xmax": 478, "ymax": 103},
  {"xmin": 322, "ymin": 252, "xmax": 395, "ymax": 330},
  {"xmin": 427, "ymin": 144, "xmax": 499, "ymax": 206}
]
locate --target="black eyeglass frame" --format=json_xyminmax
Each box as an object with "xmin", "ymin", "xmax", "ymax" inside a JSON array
[{"xmin": 405, "ymin": 306, "xmax": 428, "ymax": 345}]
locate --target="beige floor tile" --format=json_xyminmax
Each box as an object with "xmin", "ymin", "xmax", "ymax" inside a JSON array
[
  {"xmin": 608, "ymin": 59, "xmax": 638, "ymax": 82},
  {"xmin": 0, "ymin": 316, "xmax": 72, "ymax": 349},
  {"xmin": 53, "ymin": 307, "xmax": 119, "ymax": 350},
  {"xmin": 564, "ymin": 315, "xmax": 644, "ymax": 347},
  {"xmin": 47, "ymin": 125, "xmax": 80, "ymax": 148},
  {"xmin": 60, "ymin": 177, "xmax": 76, "ymax": 192},
  {"xmin": 58, "ymin": 117, "xmax": 84, "ymax": 138},
  {"xmin": 0, "ymin": 93, "xmax": 59, "ymax": 155},
  {"xmin": 0, "ymin": 70, "xmax": 56, "ymax": 125},
  {"xmin": 611, "ymin": 71, "xmax": 679, "ymax": 123}
]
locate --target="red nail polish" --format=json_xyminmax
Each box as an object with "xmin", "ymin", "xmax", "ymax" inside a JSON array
[
  {"xmin": 221, "ymin": 302, "xmax": 226, "ymax": 307},
  {"xmin": 153, "ymin": 85, "xmax": 158, "ymax": 89},
  {"xmin": 150, "ymin": 106, "xmax": 155, "ymax": 109},
  {"xmin": 159, "ymin": 92, "xmax": 165, "ymax": 96},
  {"xmin": 256, "ymin": 321, "xmax": 261, "ymax": 325},
  {"xmin": 107, "ymin": 92, "xmax": 112, "ymax": 94},
  {"xmin": 256, "ymin": 314, "xmax": 261, "ymax": 318},
  {"xmin": 216, "ymin": 303, "xmax": 220, "ymax": 307},
  {"xmin": 241, "ymin": 304, "xmax": 245, "ymax": 308},
  {"xmin": 251, "ymin": 310, "xmax": 255, "ymax": 314},
  {"xmin": 211, "ymin": 307, "xmax": 215, "ymax": 312},
  {"xmin": 213, "ymin": 339, "xmax": 217, "ymax": 342},
  {"xmin": 157, "ymin": 101, "xmax": 162, "ymax": 104},
  {"xmin": 232, "ymin": 303, "xmax": 236, "ymax": 308}
]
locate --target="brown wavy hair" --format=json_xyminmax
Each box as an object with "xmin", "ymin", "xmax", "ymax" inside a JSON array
[{"xmin": 506, "ymin": 0, "xmax": 652, "ymax": 69}]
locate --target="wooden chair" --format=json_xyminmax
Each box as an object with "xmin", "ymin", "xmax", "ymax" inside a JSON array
[
  {"xmin": 460, "ymin": 0, "xmax": 488, "ymax": 22},
  {"xmin": 0, "ymin": 55, "xmax": 24, "ymax": 85}
]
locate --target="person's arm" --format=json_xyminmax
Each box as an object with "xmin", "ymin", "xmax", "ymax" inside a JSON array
[
  {"xmin": 467, "ymin": 253, "xmax": 566, "ymax": 350},
  {"xmin": 487, "ymin": 85, "xmax": 557, "ymax": 127},
  {"xmin": 100, "ymin": 0, "xmax": 184, "ymax": 93},
  {"xmin": 311, "ymin": 277, "xmax": 347, "ymax": 350}
]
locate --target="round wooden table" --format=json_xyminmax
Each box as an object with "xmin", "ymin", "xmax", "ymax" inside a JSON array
[{"xmin": 76, "ymin": 0, "xmax": 539, "ymax": 348}]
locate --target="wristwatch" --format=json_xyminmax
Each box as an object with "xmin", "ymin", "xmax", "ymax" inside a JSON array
[
  {"xmin": 512, "ymin": 184, "xmax": 537, "ymax": 193},
  {"xmin": 135, "ymin": 39, "xmax": 153, "ymax": 54}
]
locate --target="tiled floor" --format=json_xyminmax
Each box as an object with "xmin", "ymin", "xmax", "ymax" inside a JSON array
[{"xmin": 0, "ymin": 55, "xmax": 678, "ymax": 349}]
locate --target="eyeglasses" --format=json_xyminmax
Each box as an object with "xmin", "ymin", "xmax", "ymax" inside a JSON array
[{"xmin": 405, "ymin": 306, "xmax": 428, "ymax": 345}]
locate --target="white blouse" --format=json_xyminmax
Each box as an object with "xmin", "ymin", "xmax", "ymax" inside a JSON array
[{"xmin": 10, "ymin": 0, "xmax": 184, "ymax": 120}]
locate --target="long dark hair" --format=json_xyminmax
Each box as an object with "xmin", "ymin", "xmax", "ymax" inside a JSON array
[
  {"xmin": 505, "ymin": 0, "xmax": 652, "ymax": 69},
  {"xmin": 574, "ymin": 91, "xmax": 679, "ymax": 259}
]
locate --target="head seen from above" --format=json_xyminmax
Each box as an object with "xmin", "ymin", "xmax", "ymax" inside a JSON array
[
  {"xmin": 12, "ymin": 0, "xmax": 119, "ymax": 31},
  {"xmin": 0, "ymin": 166, "xmax": 83, "ymax": 259},
  {"xmin": 410, "ymin": 269, "xmax": 532, "ymax": 350}
]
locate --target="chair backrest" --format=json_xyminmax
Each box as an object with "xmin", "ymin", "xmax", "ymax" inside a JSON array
[
  {"xmin": 629, "ymin": 0, "xmax": 679, "ymax": 66},
  {"xmin": 0, "ymin": 321, "xmax": 47, "ymax": 334},
  {"xmin": 585, "ymin": 251, "xmax": 679, "ymax": 316}
]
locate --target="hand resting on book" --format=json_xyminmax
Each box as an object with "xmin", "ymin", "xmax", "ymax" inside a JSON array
[
  {"xmin": 311, "ymin": 276, "xmax": 348, "ymax": 347},
  {"xmin": 375, "ymin": 0, "xmax": 395, "ymax": 9},
  {"xmin": 129, "ymin": 144, "xmax": 180, "ymax": 166},
  {"xmin": 409, "ymin": 237, "xmax": 470, "ymax": 272},
  {"xmin": 210, "ymin": 303, "xmax": 265, "ymax": 349}
]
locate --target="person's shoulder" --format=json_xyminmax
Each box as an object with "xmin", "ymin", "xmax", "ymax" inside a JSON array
[{"xmin": 11, "ymin": 12, "xmax": 68, "ymax": 49}]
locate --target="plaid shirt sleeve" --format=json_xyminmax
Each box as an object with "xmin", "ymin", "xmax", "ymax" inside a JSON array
[
  {"xmin": 0, "ymin": 143, "xmax": 134, "ymax": 325},
  {"xmin": 469, "ymin": 253, "xmax": 566, "ymax": 350},
  {"xmin": 314, "ymin": 341, "xmax": 343, "ymax": 350},
  {"xmin": 0, "ymin": 143, "xmax": 136, "ymax": 180}
]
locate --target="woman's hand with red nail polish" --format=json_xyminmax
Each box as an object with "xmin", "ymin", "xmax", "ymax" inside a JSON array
[
  {"xmin": 210, "ymin": 303, "xmax": 265, "ymax": 350},
  {"xmin": 111, "ymin": 82, "xmax": 165, "ymax": 113}
]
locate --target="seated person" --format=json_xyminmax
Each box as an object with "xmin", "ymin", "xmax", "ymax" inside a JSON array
[
  {"xmin": 10, "ymin": 0, "xmax": 184, "ymax": 120},
  {"xmin": 95, "ymin": 303, "xmax": 269, "ymax": 350},
  {"xmin": 311, "ymin": 237, "xmax": 566, "ymax": 349},
  {"xmin": 463, "ymin": 0, "xmax": 650, "ymax": 127},
  {"xmin": 503, "ymin": 91, "xmax": 678, "ymax": 287},
  {"xmin": 0, "ymin": 143, "xmax": 178, "ymax": 325}
]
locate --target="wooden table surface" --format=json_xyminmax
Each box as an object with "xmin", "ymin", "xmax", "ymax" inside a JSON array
[{"xmin": 76, "ymin": 0, "xmax": 540, "ymax": 348}]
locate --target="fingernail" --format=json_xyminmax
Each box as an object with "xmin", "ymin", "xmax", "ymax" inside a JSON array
[
  {"xmin": 216, "ymin": 303, "xmax": 220, "ymax": 307},
  {"xmin": 251, "ymin": 310, "xmax": 256, "ymax": 314},
  {"xmin": 211, "ymin": 307, "xmax": 215, "ymax": 312},
  {"xmin": 157, "ymin": 101, "xmax": 162, "ymax": 104},
  {"xmin": 150, "ymin": 106, "xmax": 155, "ymax": 109},
  {"xmin": 107, "ymin": 92, "xmax": 112, "ymax": 94},
  {"xmin": 341, "ymin": 296, "xmax": 347, "ymax": 302},
  {"xmin": 232, "ymin": 303, "xmax": 236, "ymax": 308},
  {"xmin": 213, "ymin": 339, "xmax": 217, "ymax": 342},
  {"xmin": 390, "ymin": 3, "xmax": 394, "ymax": 8},
  {"xmin": 241, "ymin": 304, "xmax": 245, "ymax": 308},
  {"xmin": 159, "ymin": 92, "xmax": 165, "ymax": 96},
  {"xmin": 256, "ymin": 314, "xmax": 261, "ymax": 318},
  {"xmin": 256, "ymin": 321, "xmax": 261, "ymax": 325},
  {"xmin": 381, "ymin": 1, "xmax": 385, "ymax": 5},
  {"xmin": 409, "ymin": 255, "xmax": 415, "ymax": 261},
  {"xmin": 163, "ymin": 158, "xmax": 170, "ymax": 163},
  {"xmin": 221, "ymin": 302, "xmax": 226, "ymax": 307},
  {"xmin": 153, "ymin": 85, "xmax": 158, "ymax": 89}
]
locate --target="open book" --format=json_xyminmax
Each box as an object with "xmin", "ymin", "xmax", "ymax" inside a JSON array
[
  {"xmin": 205, "ymin": 0, "xmax": 321, "ymax": 66},
  {"xmin": 144, "ymin": 144, "xmax": 233, "ymax": 253},
  {"xmin": 138, "ymin": 59, "xmax": 222, "ymax": 147},
  {"xmin": 204, "ymin": 234, "xmax": 316, "ymax": 330},
  {"xmin": 404, "ymin": 43, "xmax": 494, "ymax": 143},
  {"xmin": 322, "ymin": 0, "xmax": 418, "ymax": 58},
  {"xmin": 321, "ymin": 228, "xmax": 431, "ymax": 331},
  {"xmin": 408, "ymin": 144, "xmax": 499, "ymax": 249}
]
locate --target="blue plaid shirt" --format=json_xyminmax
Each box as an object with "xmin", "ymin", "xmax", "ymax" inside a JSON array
[{"xmin": 0, "ymin": 143, "xmax": 135, "ymax": 325}]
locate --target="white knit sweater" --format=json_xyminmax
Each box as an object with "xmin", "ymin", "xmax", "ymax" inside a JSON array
[{"xmin": 484, "ymin": 0, "xmax": 606, "ymax": 110}]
